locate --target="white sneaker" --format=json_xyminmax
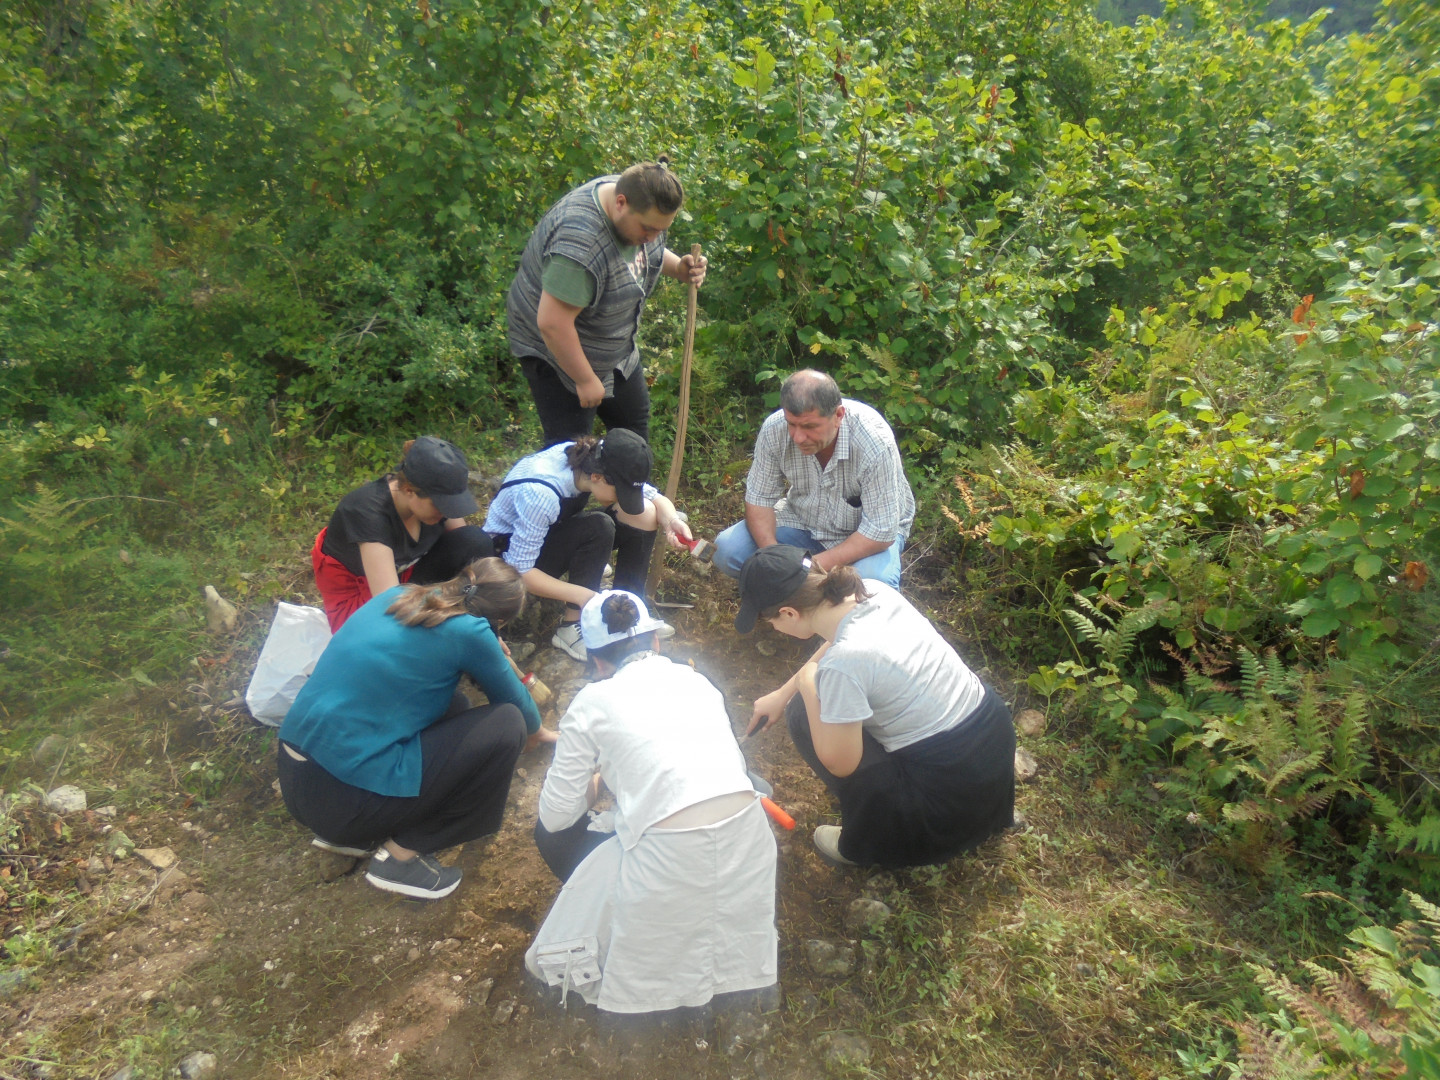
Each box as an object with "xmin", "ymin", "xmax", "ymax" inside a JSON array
[
  {"xmin": 601, "ymin": 563, "xmax": 614, "ymax": 582},
  {"xmin": 552, "ymin": 622, "xmax": 587, "ymax": 661},
  {"xmin": 654, "ymin": 621, "xmax": 675, "ymax": 640},
  {"xmin": 813, "ymin": 825, "xmax": 857, "ymax": 867}
]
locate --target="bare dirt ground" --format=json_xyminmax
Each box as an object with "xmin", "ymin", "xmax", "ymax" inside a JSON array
[{"xmin": 0, "ymin": 544, "xmax": 1240, "ymax": 1080}]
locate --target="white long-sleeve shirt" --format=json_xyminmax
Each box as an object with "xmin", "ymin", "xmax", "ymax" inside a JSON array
[{"xmin": 538, "ymin": 654, "xmax": 752, "ymax": 848}]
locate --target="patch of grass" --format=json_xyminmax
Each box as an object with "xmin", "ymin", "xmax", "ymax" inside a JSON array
[{"xmin": 843, "ymin": 768, "xmax": 1338, "ymax": 1078}]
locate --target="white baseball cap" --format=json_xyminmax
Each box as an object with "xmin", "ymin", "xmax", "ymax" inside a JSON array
[{"xmin": 579, "ymin": 590, "xmax": 668, "ymax": 650}]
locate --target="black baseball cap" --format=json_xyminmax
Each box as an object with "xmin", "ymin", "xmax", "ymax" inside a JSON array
[
  {"xmin": 401, "ymin": 436, "xmax": 478, "ymax": 519},
  {"xmin": 594, "ymin": 429, "xmax": 653, "ymax": 516},
  {"xmin": 735, "ymin": 545, "xmax": 814, "ymax": 633}
]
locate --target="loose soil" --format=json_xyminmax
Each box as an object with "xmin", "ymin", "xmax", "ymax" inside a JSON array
[{"xmin": 0, "ymin": 550, "xmax": 1235, "ymax": 1080}]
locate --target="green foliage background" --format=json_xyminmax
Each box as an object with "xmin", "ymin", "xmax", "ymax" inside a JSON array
[{"xmin": 1, "ymin": 0, "xmax": 1438, "ymax": 1071}]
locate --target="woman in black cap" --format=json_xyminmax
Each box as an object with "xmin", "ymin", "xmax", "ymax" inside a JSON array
[
  {"xmin": 312, "ymin": 437, "xmax": 494, "ymax": 632},
  {"xmin": 483, "ymin": 429, "xmax": 690, "ymax": 661},
  {"xmin": 736, "ymin": 545, "xmax": 1015, "ymax": 868}
]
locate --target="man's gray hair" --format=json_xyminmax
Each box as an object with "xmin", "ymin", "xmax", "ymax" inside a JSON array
[{"xmin": 780, "ymin": 369, "xmax": 842, "ymax": 416}]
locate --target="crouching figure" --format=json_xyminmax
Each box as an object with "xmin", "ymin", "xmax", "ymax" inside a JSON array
[{"xmin": 526, "ymin": 589, "xmax": 778, "ymax": 1013}]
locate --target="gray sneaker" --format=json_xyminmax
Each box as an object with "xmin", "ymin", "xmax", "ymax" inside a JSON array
[
  {"xmin": 552, "ymin": 622, "xmax": 587, "ymax": 661},
  {"xmin": 365, "ymin": 849, "xmax": 461, "ymax": 900}
]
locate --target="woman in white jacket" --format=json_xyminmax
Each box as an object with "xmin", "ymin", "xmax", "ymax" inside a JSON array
[{"xmin": 525, "ymin": 590, "xmax": 777, "ymax": 1014}]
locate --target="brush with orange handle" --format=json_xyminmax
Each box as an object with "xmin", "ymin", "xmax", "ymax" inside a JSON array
[{"xmin": 760, "ymin": 796, "xmax": 796, "ymax": 830}]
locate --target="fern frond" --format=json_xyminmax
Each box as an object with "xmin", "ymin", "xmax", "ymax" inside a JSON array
[
  {"xmin": 1329, "ymin": 692, "xmax": 1372, "ymax": 783},
  {"xmin": 1239, "ymin": 647, "xmax": 1264, "ymax": 702},
  {"xmin": 1266, "ymin": 750, "xmax": 1326, "ymax": 797},
  {"xmin": 1063, "ymin": 607, "xmax": 1107, "ymax": 647},
  {"xmin": 1223, "ymin": 800, "xmax": 1275, "ymax": 824},
  {"xmin": 1291, "ymin": 685, "xmax": 1327, "ymax": 755}
]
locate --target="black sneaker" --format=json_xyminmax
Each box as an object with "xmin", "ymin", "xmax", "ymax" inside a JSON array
[{"xmin": 365, "ymin": 849, "xmax": 462, "ymax": 900}]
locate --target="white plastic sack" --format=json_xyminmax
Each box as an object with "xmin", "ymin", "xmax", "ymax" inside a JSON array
[{"xmin": 245, "ymin": 603, "xmax": 332, "ymax": 727}]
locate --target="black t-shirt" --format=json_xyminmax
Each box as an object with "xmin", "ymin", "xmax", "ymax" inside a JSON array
[{"xmin": 321, "ymin": 478, "xmax": 443, "ymax": 577}]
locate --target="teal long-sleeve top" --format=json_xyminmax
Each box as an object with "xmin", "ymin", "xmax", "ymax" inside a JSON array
[{"xmin": 279, "ymin": 587, "xmax": 542, "ymax": 797}]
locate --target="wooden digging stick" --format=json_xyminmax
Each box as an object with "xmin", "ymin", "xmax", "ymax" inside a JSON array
[{"xmin": 648, "ymin": 243, "xmax": 703, "ymax": 593}]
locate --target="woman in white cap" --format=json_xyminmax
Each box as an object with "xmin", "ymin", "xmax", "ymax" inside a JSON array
[
  {"xmin": 312, "ymin": 436, "xmax": 494, "ymax": 632},
  {"xmin": 737, "ymin": 545, "xmax": 1015, "ymax": 868},
  {"xmin": 482, "ymin": 429, "xmax": 689, "ymax": 661},
  {"xmin": 525, "ymin": 589, "xmax": 777, "ymax": 1014}
]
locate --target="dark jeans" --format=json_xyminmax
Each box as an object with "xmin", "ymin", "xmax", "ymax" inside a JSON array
[
  {"xmin": 520, "ymin": 356, "xmax": 651, "ymax": 447},
  {"xmin": 534, "ymin": 817, "xmax": 611, "ymax": 882},
  {"xmin": 531, "ymin": 508, "xmax": 657, "ymax": 604},
  {"xmin": 277, "ymin": 701, "xmax": 526, "ymax": 855},
  {"xmin": 408, "ymin": 525, "xmax": 496, "ymax": 585}
]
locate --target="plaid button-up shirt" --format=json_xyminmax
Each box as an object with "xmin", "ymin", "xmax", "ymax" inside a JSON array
[{"xmin": 743, "ymin": 399, "xmax": 915, "ymax": 545}]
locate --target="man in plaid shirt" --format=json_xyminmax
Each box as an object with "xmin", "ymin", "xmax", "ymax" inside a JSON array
[{"xmin": 713, "ymin": 370, "xmax": 915, "ymax": 587}]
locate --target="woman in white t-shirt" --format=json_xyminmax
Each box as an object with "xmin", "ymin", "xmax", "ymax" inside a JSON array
[
  {"xmin": 738, "ymin": 545, "xmax": 1015, "ymax": 868},
  {"xmin": 525, "ymin": 590, "xmax": 777, "ymax": 1014}
]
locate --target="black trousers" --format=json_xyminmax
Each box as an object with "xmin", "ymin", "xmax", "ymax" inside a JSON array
[
  {"xmin": 520, "ymin": 355, "xmax": 651, "ymax": 447},
  {"xmin": 277, "ymin": 701, "xmax": 526, "ymax": 855},
  {"xmin": 534, "ymin": 817, "xmax": 611, "ymax": 883},
  {"xmin": 408, "ymin": 525, "xmax": 496, "ymax": 585},
  {"xmin": 786, "ymin": 687, "xmax": 1015, "ymax": 867},
  {"xmin": 531, "ymin": 509, "xmax": 657, "ymax": 601}
]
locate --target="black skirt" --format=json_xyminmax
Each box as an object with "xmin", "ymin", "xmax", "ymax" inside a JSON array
[{"xmin": 787, "ymin": 687, "xmax": 1016, "ymax": 867}]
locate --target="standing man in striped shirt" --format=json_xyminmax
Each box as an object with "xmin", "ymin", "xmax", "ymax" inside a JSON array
[{"xmin": 713, "ymin": 370, "xmax": 915, "ymax": 588}]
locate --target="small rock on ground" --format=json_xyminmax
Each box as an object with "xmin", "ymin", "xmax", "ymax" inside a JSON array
[
  {"xmin": 1014, "ymin": 747, "xmax": 1040, "ymax": 783},
  {"xmin": 0, "ymin": 969, "xmax": 29, "ymax": 997},
  {"xmin": 844, "ymin": 898, "xmax": 891, "ymax": 936},
  {"xmin": 313, "ymin": 851, "xmax": 359, "ymax": 882},
  {"xmin": 136, "ymin": 846, "xmax": 178, "ymax": 870},
  {"xmin": 804, "ymin": 940, "xmax": 855, "ymax": 977},
  {"xmin": 177, "ymin": 1050, "xmax": 217, "ymax": 1079},
  {"xmin": 1014, "ymin": 708, "xmax": 1047, "ymax": 737},
  {"xmin": 814, "ymin": 1032, "xmax": 872, "ymax": 1075},
  {"xmin": 43, "ymin": 785, "xmax": 86, "ymax": 814}
]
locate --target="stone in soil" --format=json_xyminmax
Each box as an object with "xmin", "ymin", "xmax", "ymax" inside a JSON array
[
  {"xmin": 1014, "ymin": 747, "xmax": 1040, "ymax": 783},
  {"xmin": 803, "ymin": 940, "xmax": 855, "ymax": 977},
  {"xmin": 136, "ymin": 846, "xmax": 178, "ymax": 870},
  {"xmin": 1014, "ymin": 707, "xmax": 1047, "ymax": 737},
  {"xmin": 844, "ymin": 897, "xmax": 891, "ymax": 936},
  {"xmin": 43, "ymin": 785, "xmax": 87, "ymax": 814},
  {"xmin": 313, "ymin": 851, "xmax": 359, "ymax": 882},
  {"xmin": 813, "ymin": 1032, "xmax": 872, "ymax": 1074},
  {"xmin": 177, "ymin": 1050, "xmax": 218, "ymax": 1079}
]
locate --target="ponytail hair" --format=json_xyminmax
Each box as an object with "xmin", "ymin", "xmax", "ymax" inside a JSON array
[
  {"xmin": 588, "ymin": 591, "xmax": 655, "ymax": 668},
  {"xmin": 615, "ymin": 156, "xmax": 684, "ymax": 214},
  {"xmin": 387, "ymin": 557, "xmax": 526, "ymax": 629},
  {"xmin": 756, "ymin": 565, "xmax": 870, "ymax": 622},
  {"xmin": 565, "ymin": 434, "xmax": 602, "ymax": 476}
]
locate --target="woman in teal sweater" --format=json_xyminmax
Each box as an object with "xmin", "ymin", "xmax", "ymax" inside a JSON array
[{"xmin": 278, "ymin": 558, "xmax": 543, "ymax": 900}]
